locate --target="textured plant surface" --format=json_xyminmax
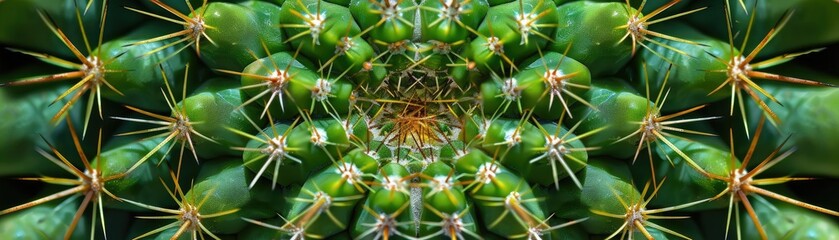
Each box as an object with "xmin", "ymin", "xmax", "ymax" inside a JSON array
[{"xmin": 1, "ymin": 0, "xmax": 839, "ymax": 239}]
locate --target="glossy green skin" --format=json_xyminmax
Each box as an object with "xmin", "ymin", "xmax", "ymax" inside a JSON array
[
  {"xmin": 418, "ymin": 161, "xmax": 479, "ymax": 238},
  {"xmin": 285, "ymin": 119, "xmax": 355, "ymax": 175},
  {"xmin": 448, "ymin": 47, "xmax": 485, "ymax": 88},
  {"xmin": 568, "ymin": 79, "xmax": 651, "ymax": 159},
  {"xmin": 182, "ymin": 159, "xmax": 276, "ymax": 235},
  {"xmin": 351, "ymin": 163, "xmax": 413, "ymax": 239},
  {"xmin": 149, "ymin": 227, "xmax": 237, "ymax": 240},
  {"xmin": 526, "ymin": 123, "xmax": 588, "ymax": 187},
  {"xmin": 350, "ymin": 60, "xmax": 388, "ymax": 87},
  {"xmin": 603, "ymin": 220, "xmax": 702, "ymax": 240},
  {"xmin": 94, "ymin": 136, "xmax": 173, "ymax": 211},
  {"xmin": 736, "ymin": 66, "xmax": 839, "ymax": 177},
  {"xmin": 181, "ymin": 78, "xmax": 265, "ymax": 158},
  {"xmin": 578, "ymin": 158, "xmax": 640, "ymax": 234},
  {"xmin": 550, "ymin": 2, "xmax": 633, "ymax": 76},
  {"xmin": 383, "ymin": 42, "xmax": 451, "ymax": 73},
  {"xmin": 285, "ymin": 150, "xmax": 378, "ymax": 239},
  {"xmin": 194, "ymin": 2, "xmax": 287, "ymax": 71},
  {"xmin": 370, "ymin": 162, "xmax": 410, "ymax": 195},
  {"xmin": 239, "ymin": 51, "xmax": 321, "ymax": 119},
  {"xmin": 529, "ymin": 186, "xmax": 593, "ymax": 240},
  {"xmin": 422, "ymin": 161, "xmax": 467, "ymax": 212},
  {"xmin": 486, "ymin": 0, "xmax": 514, "ymax": 7},
  {"xmin": 241, "ymin": 123, "xmax": 308, "ymax": 186},
  {"xmin": 480, "ymin": 119, "xmax": 542, "ymax": 155},
  {"xmin": 0, "ymin": 84, "xmax": 79, "ymax": 176},
  {"xmin": 350, "ymin": 0, "xmax": 415, "ymax": 43},
  {"xmin": 454, "ymin": 150, "xmax": 546, "ymax": 238},
  {"xmin": 518, "ymin": 52, "xmax": 592, "ymax": 119},
  {"xmin": 470, "ymin": 0, "xmax": 557, "ymax": 71},
  {"xmin": 481, "ymin": 52, "xmax": 591, "ymax": 118},
  {"xmin": 280, "ymin": 0, "xmax": 376, "ymax": 75},
  {"xmin": 478, "ymin": 77, "xmax": 535, "ymax": 117},
  {"xmin": 0, "ymin": 200, "xmax": 87, "ymax": 240},
  {"xmin": 97, "ymin": 23, "xmax": 198, "ymax": 112},
  {"xmin": 150, "ymin": 228, "xmax": 190, "ymax": 240},
  {"xmin": 246, "ymin": 127, "xmax": 334, "ymax": 187},
  {"xmin": 238, "ymin": 214, "xmax": 362, "ymax": 240},
  {"xmin": 475, "ymin": 119, "xmax": 547, "ymax": 178},
  {"xmin": 688, "ymin": 0, "xmax": 839, "ymax": 59},
  {"xmin": 309, "ymin": 77, "xmax": 354, "ymax": 117},
  {"xmin": 633, "ymin": 21, "xmax": 734, "ymax": 112},
  {"xmin": 419, "ymin": 0, "xmax": 489, "ymax": 43},
  {"xmin": 6, "ymin": 0, "xmax": 839, "ymax": 239},
  {"xmin": 742, "ymin": 199, "xmax": 839, "ymax": 240},
  {"xmin": 436, "ymin": 140, "xmax": 467, "ymax": 164},
  {"xmin": 532, "ymin": 184, "xmax": 585, "ymax": 220},
  {"xmin": 324, "ymin": 0, "xmax": 352, "ymax": 7},
  {"xmin": 464, "ymin": 30, "xmax": 494, "ymax": 72},
  {"xmin": 330, "ymin": 35, "xmax": 378, "ymax": 77},
  {"xmin": 635, "ymin": 135, "xmax": 733, "ymax": 211},
  {"xmin": 589, "ymin": 0, "xmax": 694, "ymax": 15},
  {"xmin": 143, "ymin": 221, "xmax": 236, "ymax": 240},
  {"xmin": 241, "ymin": 52, "xmax": 354, "ymax": 119},
  {"xmin": 459, "ymin": 110, "xmax": 489, "ymax": 142}
]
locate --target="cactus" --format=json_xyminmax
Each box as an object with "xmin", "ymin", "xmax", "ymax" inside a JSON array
[{"xmin": 2, "ymin": 0, "xmax": 839, "ymax": 239}]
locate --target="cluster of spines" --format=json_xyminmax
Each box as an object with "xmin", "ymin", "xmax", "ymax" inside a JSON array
[{"xmin": 2, "ymin": 0, "xmax": 838, "ymax": 240}]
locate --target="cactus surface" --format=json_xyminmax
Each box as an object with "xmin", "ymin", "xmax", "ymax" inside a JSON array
[{"xmin": 1, "ymin": 0, "xmax": 839, "ymax": 239}]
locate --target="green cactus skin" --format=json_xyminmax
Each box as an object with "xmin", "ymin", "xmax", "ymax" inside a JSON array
[
  {"xmin": 2, "ymin": 0, "xmax": 839, "ymax": 239},
  {"xmin": 633, "ymin": 21, "xmax": 734, "ymax": 112},
  {"xmin": 739, "ymin": 65, "xmax": 839, "ymax": 178},
  {"xmin": 0, "ymin": 199, "xmax": 89, "ymax": 240},
  {"xmin": 199, "ymin": 1, "xmax": 288, "ymax": 71},
  {"xmin": 96, "ymin": 23, "xmax": 198, "ymax": 112},
  {"xmin": 94, "ymin": 136, "xmax": 173, "ymax": 211},
  {"xmin": 550, "ymin": 1, "xmax": 634, "ymax": 76},
  {"xmin": 568, "ymin": 79, "xmax": 652, "ymax": 158}
]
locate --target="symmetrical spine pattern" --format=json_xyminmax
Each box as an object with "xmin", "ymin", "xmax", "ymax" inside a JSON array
[{"xmin": 1, "ymin": 0, "xmax": 839, "ymax": 240}]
